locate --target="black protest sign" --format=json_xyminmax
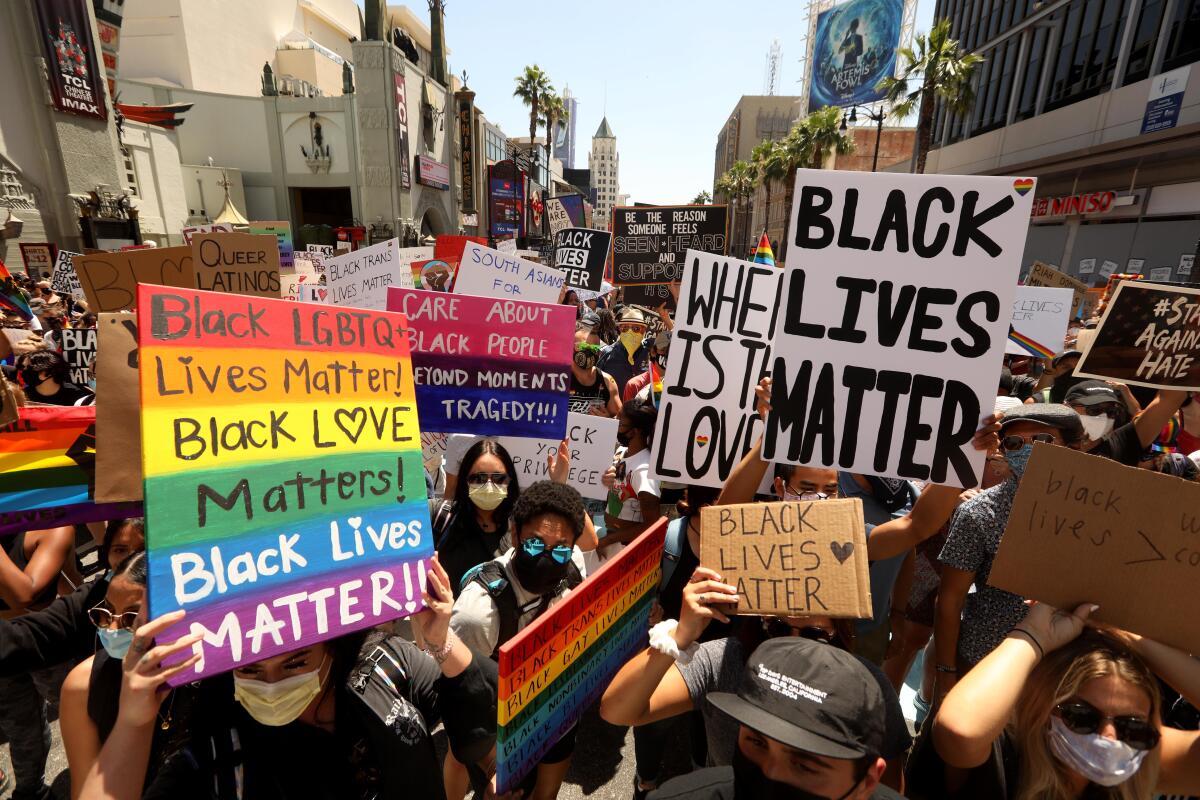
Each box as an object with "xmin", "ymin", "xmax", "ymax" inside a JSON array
[
  {"xmin": 622, "ymin": 284, "xmax": 677, "ymax": 312},
  {"xmin": 1075, "ymin": 281, "xmax": 1200, "ymax": 390},
  {"xmin": 554, "ymin": 228, "xmax": 611, "ymax": 292},
  {"xmin": 60, "ymin": 328, "xmax": 97, "ymax": 385},
  {"xmin": 763, "ymin": 170, "xmax": 1036, "ymax": 489},
  {"xmin": 612, "ymin": 205, "xmax": 728, "ymax": 285}
]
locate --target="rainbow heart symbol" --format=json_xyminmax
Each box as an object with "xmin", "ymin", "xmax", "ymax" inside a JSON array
[
  {"xmin": 1013, "ymin": 178, "xmax": 1034, "ymax": 196},
  {"xmin": 694, "ymin": 435, "xmax": 710, "ymax": 448}
]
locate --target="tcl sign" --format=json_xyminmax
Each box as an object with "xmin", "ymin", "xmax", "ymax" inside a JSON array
[{"xmin": 1031, "ymin": 190, "xmax": 1116, "ymax": 218}]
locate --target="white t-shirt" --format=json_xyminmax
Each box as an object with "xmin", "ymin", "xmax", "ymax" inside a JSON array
[{"xmin": 606, "ymin": 448, "xmax": 660, "ymax": 522}]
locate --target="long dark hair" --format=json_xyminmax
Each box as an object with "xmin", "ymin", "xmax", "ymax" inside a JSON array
[
  {"xmin": 453, "ymin": 440, "xmax": 520, "ymax": 531},
  {"xmin": 592, "ymin": 309, "xmax": 619, "ymax": 345},
  {"xmin": 100, "ymin": 517, "xmax": 145, "ymax": 568}
]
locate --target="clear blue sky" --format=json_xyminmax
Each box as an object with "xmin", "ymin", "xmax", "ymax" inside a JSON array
[{"xmin": 375, "ymin": 0, "xmax": 935, "ymax": 203}]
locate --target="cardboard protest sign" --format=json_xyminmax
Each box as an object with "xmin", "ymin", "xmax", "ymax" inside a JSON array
[
  {"xmin": 612, "ymin": 205, "xmax": 728, "ymax": 285},
  {"xmin": 1074, "ymin": 281, "xmax": 1200, "ymax": 390},
  {"xmin": 1006, "ymin": 287, "xmax": 1074, "ymax": 358},
  {"xmin": 182, "ymin": 223, "xmax": 233, "ymax": 245},
  {"xmin": 191, "ymin": 232, "xmax": 281, "ymax": 298},
  {"xmin": 699, "ymin": 500, "xmax": 871, "ymax": 617},
  {"xmin": 0, "ymin": 406, "xmax": 142, "ymax": 537},
  {"xmin": 50, "ymin": 249, "xmax": 84, "ymax": 299},
  {"xmin": 60, "ymin": 328, "xmax": 97, "ymax": 384},
  {"xmin": 452, "ymin": 241, "xmax": 565, "ymax": 302},
  {"xmin": 248, "ymin": 221, "xmax": 294, "ymax": 270},
  {"xmin": 554, "ymin": 228, "xmax": 611, "ymax": 292},
  {"xmin": 323, "ymin": 239, "xmax": 422, "ymax": 310},
  {"xmin": 650, "ymin": 252, "xmax": 780, "ymax": 487},
  {"xmin": 137, "ymin": 284, "xmax": 431, "ymax": 680},
  {"xmin": 94, "ymin": 314, "xmax": 142, "ymax": 503},
  {"xmin": 989, "ymin": 444, "xmax": 1200, "ymax": 654},
  {"xmin": 0, "ymin": 371, "xmax": 18, "ymax": 429},
  {"xmin": 1026, "ymin": 260, "xmax": 1088, "ymax": 315},
  {"xmin": 73, "ymin": 247, "xmax": 195, "ymax": 312},
  {"xmin": 387, "ymin": 288, "xmax": 574, "ymax": 438},
  {"xmin": 495, "ymin": 413, "xmax": 618, "ymax": 500},
  {"xmin": 763, "ymin": 170, "xmax": 1035, "ymax": 489},
  {"xmin": 19, "ymin": 243, "xmax": 57, "ymax": 278},
  {"xmin": 497, "ymin": 520, "xmax": 666, "ymax": 792},
  {"xmin": 420, "ymin": 431, "xmax": 448, "ymax": 478}
]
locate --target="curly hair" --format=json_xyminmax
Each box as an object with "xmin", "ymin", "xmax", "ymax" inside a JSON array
[
  {"xmin": 21, "ymin": 349, "xmax": 68, "ymax": 382},
  {"xmin": 512, "ymin": 480, "xmax": 585, "ymax": 542}
]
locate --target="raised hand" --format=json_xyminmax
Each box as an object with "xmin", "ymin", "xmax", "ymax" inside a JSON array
[
  {"xmin": 118, "ymin": 610, "xmax": 202, "ymax": 728},
  {"xmin": 547, "ymin": 438, "xmax": 571, "ymax": 484},
  {"xmin": 676, "ymin": 567, "xmax": 738, "ymax": 648},
  {"xmin": 413, "ymin": 554, "xmax": 454, "ymax": 650}
]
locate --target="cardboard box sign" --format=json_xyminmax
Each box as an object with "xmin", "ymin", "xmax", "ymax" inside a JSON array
[
  {"xmin": 699, "ymin": 499, "xmax": 872, "ymax": 618},
  {"xmin": 989, "ymin": 443, "xmax": 1200, "ymax": 655},
  {"xmin": 73, "ymin": 247, "xmax": 196, "ymax": 312}
]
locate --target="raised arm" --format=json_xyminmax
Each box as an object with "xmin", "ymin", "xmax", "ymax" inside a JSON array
[
  {"xmin": 716, "ymin": 377, "xmax": 772, "ymax": 507},
  {"xmin": 1132, "ymin": 390, "xmax": 1188, "ymax": 449}
]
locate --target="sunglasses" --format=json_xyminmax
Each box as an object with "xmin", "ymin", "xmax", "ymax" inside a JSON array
[
  {"xmin": 466, "ymin": 472, "xmax": 509, "ymax": 486},
  {"xmin": 521, "ymin": 537, "xmax": 573, "ymax": 564},
  {"xmin": 1078, "ymin": 403, "xmax": 1121, "ymax": 417},
  {"xmin": 1000, "ymin": 433, "xmax": 1057, "ymax": 451},
  {"xmin": 1055, "ymin": 700, "xmax": 1160, "ymax": 751},
  {"xmin": 89, "ymin": 605, "xmax": 139, "ymax": 631}
]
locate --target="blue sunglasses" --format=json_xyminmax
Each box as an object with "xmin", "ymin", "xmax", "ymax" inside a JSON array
[{"xmin": 521, "ymin": 537, "xmax": 573, "ymax": 565}]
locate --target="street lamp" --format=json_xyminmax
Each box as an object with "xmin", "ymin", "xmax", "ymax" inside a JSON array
[{"xmin": 840, "ymin": 104, "xmax": 887, "ymax": 172}]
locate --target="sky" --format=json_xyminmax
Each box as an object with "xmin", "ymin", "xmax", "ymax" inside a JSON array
[{"xmin": 373, "ymin": 0, "xmax": 935, "ymax": 204}]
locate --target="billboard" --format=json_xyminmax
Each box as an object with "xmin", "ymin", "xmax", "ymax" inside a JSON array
[
  {"xmin": 808, "ymin": 0, "xmax": 904, "ymax": 111},
  {"xmin": 489, "ymin": 162, "xmax": 525, "ymax": 239}
]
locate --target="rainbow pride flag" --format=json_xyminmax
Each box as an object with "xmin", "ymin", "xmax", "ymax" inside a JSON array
[
  {"xmin": 0, "ymin": 406, "xmax": 141, "ymax": 536},
  {"xmin": 649, "ymin": 360, "xmax": 663, "ymax": 407},
  {"xmin": 0, "ymin": 257, "xmax": 33, "ymax": 320},
  {"xmin": 752, "ymin": 232, "xmax": 775, "ymax": 266},
  {"xmin": 1008, "ymin": 325, "xmax": 1055, "ymax": 358},
  {"xmin": 137, "ymin": 284, "xmax": 432, "ymax": 679}
]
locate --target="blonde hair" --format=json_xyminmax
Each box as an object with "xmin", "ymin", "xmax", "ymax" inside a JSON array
[{"xmin": 1011, "ymin": 631, "xmax": 1161, "ymax": 800}]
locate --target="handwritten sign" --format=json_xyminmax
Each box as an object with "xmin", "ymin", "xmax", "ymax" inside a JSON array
[
  {"xmin": 453, "ymin": 241, "xmax": 566, "ymax": 302},
  {"xmin": 763, "ymin": 170, "xmax": 1035, "ymax": 489},
  {"xmin": 989, "ymin": 444, "xmax": 1200, "ymax": 655},
  {"xmin": 73, "ymin": 247, "xmax": 196, "ymax": 312},
  {"xmin": 1079, "ymin": 258, "xmax": 1096, "ymax": 275},
  {"xmin": 554, "ymin": 228, "xmax": 611, "ymax": 292},
  {"xmin": 496, "ymin": 413, "xmax": 618, "ymax": 500},
  {"xmin": 545, "ymin": 197, "xmax": 573, "ymax": 235},
  {"xmin": 1006, "ymin": 286, "xmax": 1074, "ymax": 357},
  {"xmin": 323, "ymin": 239, "xmax": 422, "ymax": 310},
  {"xmin": 20, "ymin": 243, "xmax": 57, "ymax": 278},
  {"xmin": 248, "ymin": 221, "xmax": 294, "ymax": 270},
  {"xmin": 496, "ymin": 520, "xmax": 666, "ymax": 792},
  {"xmin": 1149, "ymin": 267, "xmax": 1174, "ymax": 282},
  {"xmin": 1026, "ymin": 260, "xmax": 1088, "ymax": 315},
  {"xmin": 137, "ymin": 284, "xmax": 431, "ymax": 679},
  {"xmin": 191, "ymin": 232, "xmax": 281, "ymax": 299},
  {"xmin": 387, "ymin": 288, "xmax": 573, "ymax": 438},
  {"xmin": 1099, "ymin": 260, "xmax": 1119, "ymax": 280},
  {"xmin": 60, "ymin": 328, "xmax": 97, "ymax": 384},
  {"xmin": 612, "ymin": 205, "xmax": 728, "ymax": 285},
  {"xmin": 50, "ymin": 249, "xmax": 84, "ymax": 299},
  {"xmin": 699, "ymin": 500, "xmax": 871, "ymax": 617},
  {"xmin": 182, "ymin": 223, "xmax": 233, "ymax": 245},
  {"xmin": 1074, "ymin": 281, "xmax": 1200, "ymax": 390},
  {"xmin": 95, "ymin": 314, "xmax": 142, "ymax": 503},
  {"xmin": 651, "ymin": 252, "xmax": 779, "ymax": 487}
]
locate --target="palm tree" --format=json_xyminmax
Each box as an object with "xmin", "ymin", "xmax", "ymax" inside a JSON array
[
  {"xmin": 690, "ymin": 190, "xmax": 712, "ymax": 204},
  {"xmin": 797, "ymin": 106, "xmax": 855, "ymax": 169},
  {"xmin": 751, "ymin": 140, "xmax": 787, "ymax": 251},
  {"xmin": 878, "ymin": 18, "xmax": 983, "ymax": 173},
  {"xmin": 542, "ymin": 90, "xmax": 567, "ymax": 167},
  {"xmin": 513, "ymin": 65, "xmax": 553, "ymax": 156},
  {"xmin": 716, "ymin": 160, "xmax": 756, "ymax": 256}
]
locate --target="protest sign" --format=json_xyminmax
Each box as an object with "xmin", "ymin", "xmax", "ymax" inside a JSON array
[
  {"xmin": 323, "ymin": 238, "xmax": 421, "ymax": 310},
  {"xmin": 650, "ymin": 252, "xmax": 780, "ymax": 487},
  {"xmin": 1074, "ymin": 281, "xmax": 1200, "ymax": 390},
  {"xmin": 94, "ymin": 314, "xmax": 142, "ymax": 503},
  {"xmin": 1128, "ymin": 258, "xmax": 1146, "ymax": 273},
  {"xmin": 137, "ymin": 284, "xmax": 431, "ymax": 680},
  {"xmin": 452, "ymin": 241, "xmax": 566, "ymax": 303},
  {"xmin": 496, "ymin": 520, "xmax": 666, "ymax": 793},
  {"xmin": 1079, "ymin": 258, "xmax": 1096, "ymax": 275},
  {"xmin": 19, "ymin": 243, "xmax": 56, "ymax": 277},
  {"xmin": 989, "ymin": 443, "xmax": 1200, "ymax": 655},
  {"xmin": 0, "ymin": 372, "xmax": 17, "ymax": 428},
  {"xmin": 50, "ymin": 249, "xmax": 84, "ymax": 299},
  {"xmin": 435, "ymin": 235, "xmax": 487, "ymax": 262},
  {"xmin": 612, "ymin": 205, "xmax": 728, "ymax": 285},
  {"xmin": 622, "ymin": 284, "xmax": 677, "ymax": 312},
  {"xmin": 248, "ymin": 221, "xmax": 294, "ymax": 269},
  {"xmin": 1026, "ymin": 260, "xmax": 1087, "ymax": 315},
  {"xmin": 308, "ymin": 244, "xmax": 335, "ymax": 257},
  {"xmin": 60, "ymin": 327, "xmax": 97, "ymax": 384},
  {"xmin": 763, "ymin": 170, "xmax": 1035, "ymax": 489},
  {"xmin": 279, "ymin": 271, "xmax": 318, "ymax": 301},
  {"xmin": 699, "ymin": 499, "xmax": 871, "ymax": 617},
  {"xmin": 1006, "ymin": 287, "xmax": 1074, "ymax": 357},
  {"xmin": 496, "ymin": 238, "xmax": 517, "ymax": 254},
  {"xmin": 495, "ymin": 413, "xmax": 618, "ymax": 500},
  {"xmin": 545, "ymin": 196, "xmax": 574, "ymax": 235},
  {"xmin": 0, "ymin": 406, "xmax": 141, "ymax": 537},
  {"xmin": 387, "ymin": 288, "xmax": 573, "ymax": 438},
  {"xmin": 554, "ymin": 228, "xmax": 611, "ymax": 292},
  {"xmin": 1180, "ymin": 254, "xmax": 1194, "ymax": 276},
  {"xmin": 1079, "ymin": 288, "xmax": 1105, "ymax": 321},
  {"xmin": 191, "ymin": 232, "xmax": 281, "ymax": 299},
  {"xmin": 73, "ymin": 247, "xmax": 195, "ymax": 312},
  {"xmin": 182, "ymin": 223, "xmax": 233, "ymax": 245},
  {"xmin": 420, "ymin": 431, "xmax": 448, "ymax": 477},
  {"xmin": 1099, "ymin": 260, "xmax": 1119, "ymax": 280},
  {"xmin": 1149, "ymin": 267, "xmax": 1174, "ymax": 282}
]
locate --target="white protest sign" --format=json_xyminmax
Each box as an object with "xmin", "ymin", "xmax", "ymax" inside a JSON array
[
  {"xmin": 1078, "ymin": 258, "xmax": 1096, "ymax": 274},
  {"xmin": 307, "ymin": 244, "xmax": 335, "ymax": 257},
  {"xmin": 546, "ymin": 197, "xmax": 573, "ymax": 235},
  {"xmin": 453, "ymin": 241, "xmax": 566, "ymax": 303},
  {"xmin": 1127, "ymin": 258, "xmax": 1146, "ymax": 272},
  {"xmin": 497, "ymin": 413, "xmax": 618, "ymax": 500},
  {"xmin": 1005, "ymin": 286, "xmax": 1074, "ymax": 357},
  {"xmin": 323, "ymin": 238, "xmax": 419, "ymax": 310},
  {"xmin": 50, "ymin": 250, "xmax": 84, "ymax": 299},
  {"xmin": 1181, "ymin": 254, "xmax": 1195, "ymax": 276},
  {"xmin": 1149, "ymin": 267, "xmax": 1174, "ymax": 282},
  {"xmin": 764, "ymin": 169, "xmax": 1036, "ymax": 489},
  {"xmin": 496, "ymin": 238, "xmax": 517, "ymax": 254},
  {"xmin": 651, "ymin": 251, "xmax": 781, "ymax": 487},
  {"xmin": 1099, "ymin": 260, "xmax": 1119, "ymax": 279},
  {"xmin": 279, "ymin": 271, "xmax": 319, "ymax": 301}
]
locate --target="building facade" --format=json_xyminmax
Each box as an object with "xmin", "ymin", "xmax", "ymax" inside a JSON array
[
  {"xmin": 927, "ymin": 0, "xmax": 1200, "ymax": 283},
  {"xmin": 554, "ymin": 85, "xmax": 579, "ymax": 169},
  {"xmin": 588, "ymin": 117, "xmax": 619, "ymax": 229}
]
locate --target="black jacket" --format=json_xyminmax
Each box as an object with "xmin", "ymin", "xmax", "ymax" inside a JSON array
[{"xmin": 0, "ymin": 576, "xmax": 107, "ymax": 676}]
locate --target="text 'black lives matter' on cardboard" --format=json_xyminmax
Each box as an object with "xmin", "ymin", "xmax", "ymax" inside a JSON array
[
  {"xmin": 699, "ymin": 500, "xmax": 871, "ymax": 618},
  {"xmin": 989, "ymin": 443, "xmax": 1200, "ymax": 654},
  {"xmin": 763, "ymin": 170, "xmax": 1036, "ymax": 489},
  {"xmin": 553, "ymin": 228, "xmax": 611, "ymax": 292},
  {"xmin": 612, "ymin": 205, "xmax": 728, "ymax": 285},
  {"xmin": 650, "ymin": 251, "xmax": 782, "ymax": 487},
  {"xmin": 1074, "ymin": 281, "xmax": 1200, "ymax": 391}
]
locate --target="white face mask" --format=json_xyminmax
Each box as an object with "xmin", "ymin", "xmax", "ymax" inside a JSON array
[
  {"xmin": 1079, "ymin": 414, "xmax": 1115, "ymax": 440},
  {"xmin": 1048, "ymin": 716, "xmax": 1149, "ymax": 787}
]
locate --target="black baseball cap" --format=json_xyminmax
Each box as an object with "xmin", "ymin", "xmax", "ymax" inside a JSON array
[
  {"xmin": 1064, "ymin": 380, "xmax": 1122, "ymax": 407},
  {"xmin": 998, "ymin": 402, "xmax": 1083, "ymax": 443},
  {"xmin": 708, "ymin": 638, "xmax": 885, "ymax": 760},
  {"xmin": 1052, "ymin": 349, "xmax": 1083, "ymax": 368}
]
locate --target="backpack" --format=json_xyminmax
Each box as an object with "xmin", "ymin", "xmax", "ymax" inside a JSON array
[
  {"xmin": 659, "ymin": 516, "xmax": 689, "ymax": 593},
  {"xmin": 462, "ymin": 559, "xmax": 583, "ymax": 660}
]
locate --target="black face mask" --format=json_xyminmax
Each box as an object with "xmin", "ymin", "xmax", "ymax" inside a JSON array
[
  {"xmin": 732, "ymin": 747, "xmax": 859, "ymax": 800},
  {"xmin": 573, "ymin": 351, "xmax": 598, "ymax": 370},
  {"xmin": 511, "ymin": 546, "xmax": 571, "ymax": 595},
  {"xmin": 20, "ymin": 369, "xmax": 45, "ymax": 389},
  {"xmin": 1050, "ymin": 373, "xmax": 1085, "ymax": 404}
]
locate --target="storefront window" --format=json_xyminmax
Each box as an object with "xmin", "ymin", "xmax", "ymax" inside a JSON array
[
  {"xmin": 1162, "ymin": 0, "xmax": 1200, "ymax": 72},
  {"xmin": 1015, "ymin": 25, "xmax": 1049, "ymax": 121},
  {"xmin": 1124, "ymin": 0, "xmax": 1166, "ymax": 84}
]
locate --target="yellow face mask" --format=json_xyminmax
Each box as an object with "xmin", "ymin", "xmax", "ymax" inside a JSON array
[
  {"xmin": 233, "ymin": 656, "xmax": 326, "ymax": 726},
  {"xmin": 619, "ymin": 330, "xmax": 643, "ymax": 364}
]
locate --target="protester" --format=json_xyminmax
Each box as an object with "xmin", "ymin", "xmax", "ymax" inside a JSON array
[
  {"xmin": 17, "ymin": 349, "xmax": 94, "ymax": 406},
  {"xmin": 1063, "ymin": 380, "xmax": 1186, "ymax": 466},
  {"xmin": 569, "ymin": 332, "xmax": 622, "ymax": 417},
  {"xmin": 1032, "ymin": 350, "xmax": 1084, "ymax": 404},
  {"xmin": 561, "ymin": 289, "xmax": 582, "ymax": 318},
  {"xmin": 602, "ymin": 396, "xmax": 662, "ymax": 558},
  {"xmin": 591, "ymin": 308, "xmax": 620, "ymax": 346},
  {"xmin": 623, "ymin": 330, "xmax": 670, "ymax": 403},
  {"xmin": 597, "ymin": 307, "xmax": 650, "ymax": 395}
]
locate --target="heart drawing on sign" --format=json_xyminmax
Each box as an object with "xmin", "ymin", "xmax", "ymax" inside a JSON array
[
  {"xmin": 334, "ymin": 408, "xmax": 367, "ymax": 443},
  {"xmin": 347, "ymin": 516, "xmax": 361, "ymax": 530},
  {"xmin": 830, "ymin": 541, "xmax": 855, "ymax": 564},
  {"xmin": 316, "ymin": 288, "xmax": 329, "ymax": 302},
  {"xmin": 1012, "ymin": 178, "xmax": 1034, "ymax": 196},
  {"xmin": 694, "ymin": 435, "xmax": 710, "ymax": 447}
]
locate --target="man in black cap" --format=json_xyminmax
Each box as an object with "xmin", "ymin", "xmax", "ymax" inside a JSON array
[
  {"xmin": 649, "ymin": 637, "xmax": 901, "ymax": 799},
  {"xmin": 1063, "ymin": 379, "xmax": 1186, "ymax": 466}
]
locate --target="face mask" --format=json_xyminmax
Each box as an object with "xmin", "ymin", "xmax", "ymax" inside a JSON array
[
  {"xmin": 512, "ymin": 543, "xmax": 571, "ymax": 595},
  {"xmin": 1004, "ymin": 443, "xmax": 1034, "ymax": 479},
  {"xmin": 97, "ymin": 626, "xmax": 133, "ymax": 659},
  {"xmin": 619, "ymin": 330, "xmax": 643, "ymax": 355},
  {"xmin": 233, "ymin": 658, "xmax": 326, "ymax": 727},
  {"xmin": 1079, "ymin": 414, "xmax": 1114, "ymax": 440},
  {"xmin": 20, "ymin": 369, "xmax": 44, "ymax": 388},
  {"xmin": 573, "ymin": 350, "xmax": 598, "ymax": 370},
  {"xmin": 469, "ymin": 481, "xmax": 508, "ymax": 511},
  {"xmin": 86, "ymin": 378, "xmax": 96, "ymax": 390},
  {"xmin": 1048, "ymin": 716, "xmax": 1148, "ymax": 788},
  {"xmin": 732, "ymin": 747, "xmax": 856, "ymax": 800}
]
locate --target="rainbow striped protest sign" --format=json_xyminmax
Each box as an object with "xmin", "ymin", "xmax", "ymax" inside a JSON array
[
  {"xmin": 496, "ymin": 520, "xmax": 667, "ymax": 792},
  {"xmin": 0, "ymin": 406, "xmax": 141, "ymax": 536},
  {"xmin": 137, "ymin": 284, "xmax": 431, "ymax": 680}
]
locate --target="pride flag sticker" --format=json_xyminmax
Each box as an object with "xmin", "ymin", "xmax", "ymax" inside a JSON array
[{"xmin": 1013, "ymin": 178, "xmax": 1034, "ymax": 196}]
